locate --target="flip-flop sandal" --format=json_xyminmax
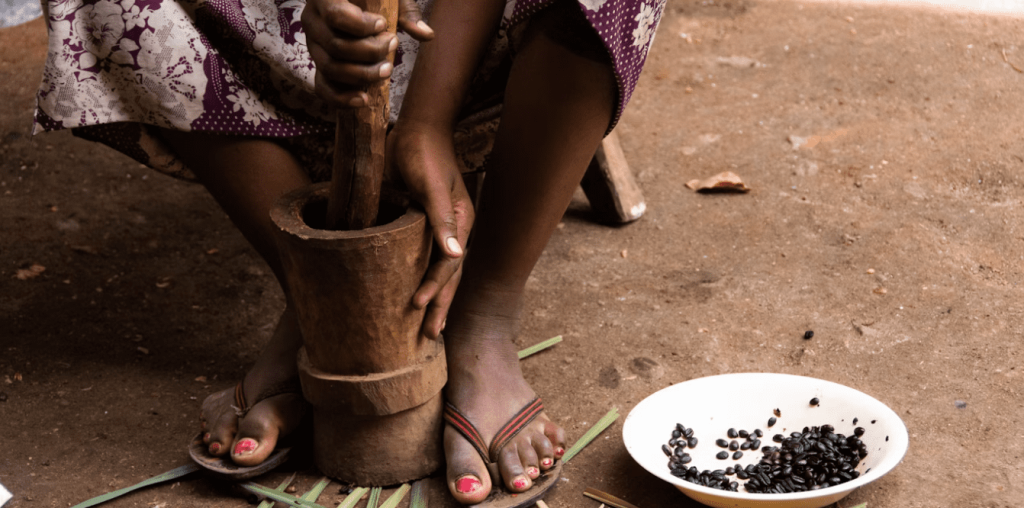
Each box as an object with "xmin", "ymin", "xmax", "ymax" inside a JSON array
[
  {"xmin": 188, "ymin": 380, "xmax": 303, "ymax": 481},
  {"xmin": 444, "ymin": 397, "xmax": 563, "ymax": 508}
]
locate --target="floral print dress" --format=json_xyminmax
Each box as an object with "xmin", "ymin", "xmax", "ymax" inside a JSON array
[{"xmin": 33, "ymin": 0, "xmax": 666, "ymax": 181}]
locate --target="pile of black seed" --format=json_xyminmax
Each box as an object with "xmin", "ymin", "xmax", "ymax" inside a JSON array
[{"xmin": 663, "ymin": 422, "xmax": 868, "ymax": 493}]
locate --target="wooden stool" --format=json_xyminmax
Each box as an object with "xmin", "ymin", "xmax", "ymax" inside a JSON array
[{"xmin": 579, "ymin": 129, "xmax": 646, "ymax": 224}]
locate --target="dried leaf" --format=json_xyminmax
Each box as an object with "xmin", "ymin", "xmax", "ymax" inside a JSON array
[
  {"xmin": 71, "ymin": 245, "xmax": 98, "ymax": 255},
  {"xmin": 685, "ymin": 171, "xmax": 750, "ymax": 193},
  {"xmin": 14, "ymin": 263, "xmax": 46, "ymax": 280}
]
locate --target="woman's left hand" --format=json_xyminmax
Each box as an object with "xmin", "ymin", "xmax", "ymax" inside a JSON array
[{"xmin": 387, "ymin": 121, "xmax": 474, "ymax": 340}]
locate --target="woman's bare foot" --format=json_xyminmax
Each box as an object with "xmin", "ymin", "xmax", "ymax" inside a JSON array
[
  {"xmin": 442, "ymin": 285, "xmax": 567, "ymax": 504},
  {"xmin": 198, "ymin": 306, "xmax": 307, "ymax": 466}
]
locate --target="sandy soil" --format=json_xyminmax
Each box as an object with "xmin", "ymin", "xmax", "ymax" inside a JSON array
[{"xmin": 2, "ymin": 1, "xmax": 1023, "ymax": 507}]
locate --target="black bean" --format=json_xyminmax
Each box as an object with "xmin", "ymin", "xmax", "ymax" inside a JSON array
[
  {"xmin": 871, "ymin": 420, "xmax": 877, "ymax": 424},
  {"xmin": 716, "ymin": 439, "xmax": 729, "ymax": 448},
  {"xmin": 852, "ymin": 418, "xmax": 858, "ymax": 425},
  {"xmin": 885, "ymin": 435, "xmax": 889, "ymax": 442},
  {"xmin": 740, "ymin": 442, "xmax": 750, "ymax": 450},
  {"xmin": 773, "ymin": 408, "xmax": 782, "ymax": 417},
  {"xmin": 854, "ymin": 427, "xmax": 865, "ymax": 437},
  {"xmin": 754, "ymin": 429, "xmax": 763, "ymax": 437},
  {"xmin": 768, "ymin": 417, "xmax": 777, "ymax": 427},
  {"xmin": 676, "ymin": 423, "xmax": 686, "ymax": 432},
  {"xmin": 674, "ymin": 446, "xmax": 686, "ymax": 457},
  {"xmin": 679, "ymin": 455, "xmax": 692, "ymax": 464},
  {"xmin": 687, "ymin": 437, "xmax": 698, "ymax": 448},
  {"xmin": 773, "ymin": 434, "xmax": 784, "ymax": 442},
  {"xmin": 716, "ymin": 451, "xmax": 729, "ymax": 459},
  {"xmin": 727, "ymin": 428, "xmax": 738, "ymax": 438},
  {"xmin": 669, "ymin": 438, "xmax": 679, "ymax": 447},
  {"xmin": 738, "ymin": 429, "xmax": 749, "ymax": 438},
  {"xmin": 683, "ymin": 427, "xmax": 695, "ymax": 439},
  {"xmin": 730, "ymin": 441, "xmax": 740, "ymax": 451},
  {"xmin": 662, "ymin": 444, "xmax": 672, "ymax": 456},
  {"xmin": 732, "ymin": 451, "xmax": 743, "ymax": 459},
  {"xmin": 751, "ymin": 439, "xmax": 761, "ymax": 449},
  {"xmin": 803, "ymin": 330, "xmax": 814, "ymax": 340},
  {"xmin": 809, "ymin": 397, "xmax": 820, "ymax": 406}
]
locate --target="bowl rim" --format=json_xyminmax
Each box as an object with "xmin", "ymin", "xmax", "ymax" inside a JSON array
[{"xmin": 622, "ymin": 372, "xmax": 910, "ymax": 502}]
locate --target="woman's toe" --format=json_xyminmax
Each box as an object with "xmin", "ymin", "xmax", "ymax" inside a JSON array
[
  {"xmin": 206, "ymin": 413, "xmax": 237, "ymax": 457},
  {"xmin": 543, "ymin": 419, "xmax": 567, "ymax": 460},
  {"xmin": 498, "ymin": 444, "xmax": 531, "ymax": 492},
  {"xmin": 518, "ymin": 443, "xmax": 540, "ymax": 479},
  {"xmin": 229, "ymin": 393, "xmax": 304, "ymax": 467},
  {"xmin": 445, "ymin": 426, "xmax": 492, "ymax": 504}
]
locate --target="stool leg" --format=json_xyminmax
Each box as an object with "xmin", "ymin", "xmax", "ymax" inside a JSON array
[{"xmin": 579, "ymin": 129, "xmax": 646, "ymax": 224}]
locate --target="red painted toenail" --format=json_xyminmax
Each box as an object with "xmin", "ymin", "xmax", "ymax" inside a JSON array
[
  {"xmin": 527, "ymin": 467, "xmax": 539, "ymax": 478},
  {"xmin": 209, "ymin": 443, "xmax": 220, "ymax": 454},
  {"xmin": 513, "ymin": 478, "xmax": 527, "ymax": 489},
  {"xmin": 541, "ymin": 458, "xmax": 553, "ymax": 467},
  {"xmin": 455, "ymin": 476, "xmax": 481, "ymax": 494},
  {"xmin": 555, "ymin": 447, "xmax": 565, "ymax": 457},
  {"xmin": 203, "ymin": 433, "xmax": 211, "ymax": 442},
  {"xmin": 233, "ymin": 439, "xmax": 257, "ymax": 455}
]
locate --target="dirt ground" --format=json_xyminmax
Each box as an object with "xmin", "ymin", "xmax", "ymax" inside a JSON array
[{"xmin": 2, "ymin": 1, "xmax": 1023, "ymax": 507}]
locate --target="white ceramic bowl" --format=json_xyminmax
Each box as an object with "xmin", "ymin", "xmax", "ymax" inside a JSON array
[{"xmin": 623, "ymin": 373, "xmax": 909, "ymax": 508}]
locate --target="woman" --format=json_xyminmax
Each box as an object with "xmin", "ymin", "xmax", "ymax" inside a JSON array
[{"xmin": 34, "ymin": 0, "xmax": 665, "ymax": 502}]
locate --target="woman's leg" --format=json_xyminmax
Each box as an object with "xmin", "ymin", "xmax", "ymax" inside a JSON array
[
  {"xmin": 442, "ymin": 10, "xmax": 617, "ymax": 503},
  {"xmin": 158, "ymin": 129, "xmax": 310, "ymax": 466}
]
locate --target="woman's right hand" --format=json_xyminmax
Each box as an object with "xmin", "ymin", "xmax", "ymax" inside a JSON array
[{"xmin": 301, "ymin": 0, "xmax": 434, "ymax": 108}]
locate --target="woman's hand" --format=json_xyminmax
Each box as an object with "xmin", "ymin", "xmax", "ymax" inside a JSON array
[
  {"xmin": 302, "ymin": 0, "xmax": 434, "ymax": 107},
  {"xmin": 387, "ymin": 121, "xmax": 475, "ymax": 340}
]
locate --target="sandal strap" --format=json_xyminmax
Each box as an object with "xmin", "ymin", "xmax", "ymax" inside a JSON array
[
  {"xmin": 233, "ymin": 382, "xmax": 249, "ymax": 417},
  {"xmin": 489, "ymin": 398, "xmax": 544, "ymax": 461},
  {"xmin": 233, "ymin": 379, "xmax": 304, "ymax": 418},
  {"xmin": 443, "ymin": 397, "xmax": 545, "ymax": 464},
  {"xmin": 443, "ymin": 402, "xmax": 490, "ymax": 464}
]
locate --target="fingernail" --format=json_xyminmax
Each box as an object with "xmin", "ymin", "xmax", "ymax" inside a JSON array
[
  {"xmin": 379, "ymin": 62, "xmax": 393, "ymax": 78},
  {"xmin": 513, "ymin": 477, "xmax": 528, "ymax": 489},
  {"xmin": 388, "ymin": 36, "xmax": 398, "ymax": 52},
  {"xmin": 348, "ymin": 96, "xmax": 365, "ymax": 108},
  {"xmin": 541, "ymin": 458, "xmax": 553, "ymax": 468},
  {"xmin": 446, "ymin": 237, "xmax": 463, "ymax": 256},
  {"xmin": 233, "ymin": 438, "xmax": 258, "ymax": 456},
  {"xmin": 374, "ymin": 19, "xmax": 386, "ymax": 31},
  {"xmin": 416, "ymin": 20, "xmax": 433, "ymax": 33},
  {"xmin": 527, "ymin": 467, "xmax": 539, "ymax": 478},
  {"xmin": 209, "ymin": 442, "xmax": 221, "ymax": 454},
  {"xmin": 455, "ymin": 475, "xmax": 481, "ymax": 494},
  {"xmin": 555, "ymin": 447, "xmax": 565, "ymax": 457}
]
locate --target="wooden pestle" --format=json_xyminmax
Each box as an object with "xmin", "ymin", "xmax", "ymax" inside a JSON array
[{"xmin": 325, "ymin": 0, "xmax": 398, "ymax": 231}]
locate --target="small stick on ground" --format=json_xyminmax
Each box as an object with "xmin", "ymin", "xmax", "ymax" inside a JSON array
[
  {"xmin": 1001, "ymin": 48, "xmax": 1023, "ymax": 73},
  {"xmin": 582, "ymin": 487, "xmax": 641, "ymax": 508}
]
